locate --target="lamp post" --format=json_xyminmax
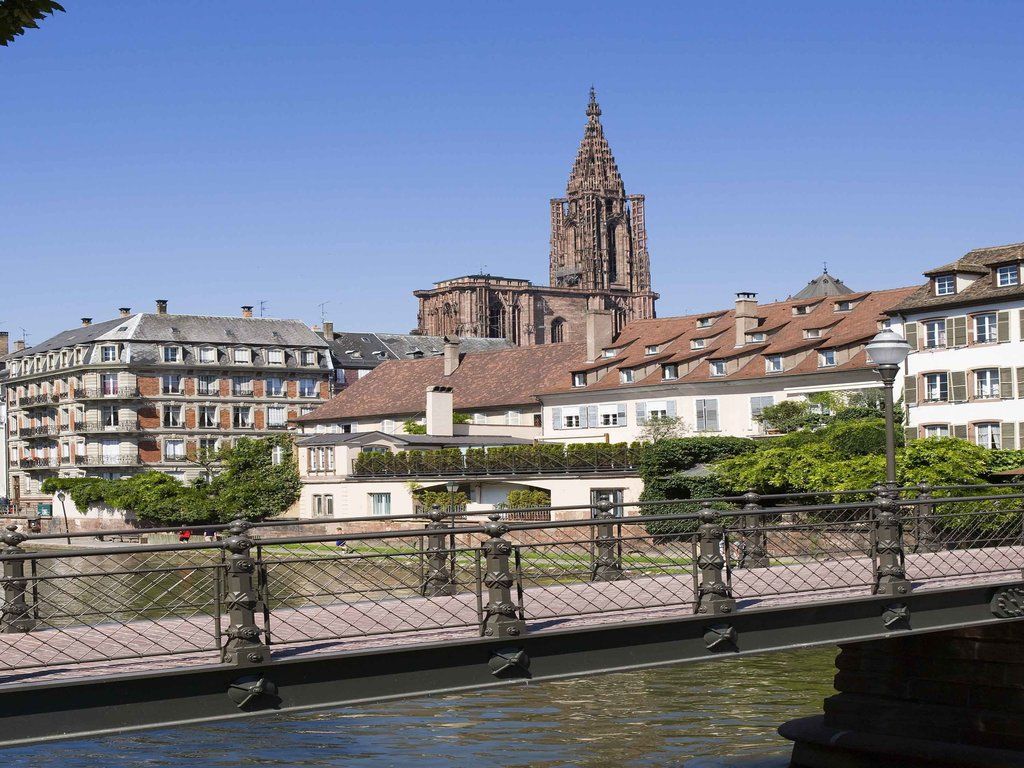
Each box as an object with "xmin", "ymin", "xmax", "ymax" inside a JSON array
[
  {"xmin": 865, "ymin": 328, "xmax": 912, "ymax": 486},
  {"xmin": 55, "ymin": 490, "xmax": 71, "ymax": 545}
]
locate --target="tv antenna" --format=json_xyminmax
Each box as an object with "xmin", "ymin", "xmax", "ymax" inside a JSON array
[
  {"xmin": 318, "ymin": 301, "xmax": 330, "ymax": 325},
  {"xmin": 258, "ymin": 300, "xmax": 268, "ymax": 318}
]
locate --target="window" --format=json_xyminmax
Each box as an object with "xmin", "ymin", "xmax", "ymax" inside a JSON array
[
  {"xmin": 268, "ymin": 349, "xmax": 285, "ymax": 365},
  {"xmin": 302, "ymin": 350, "xmax": 317, "ymax": 366},
  {"xmin": 233, "ymin": 348, "xmax": 251, "ymax": 364},
  {"xmin": 232, "ymin": 376, "xmax": 253, "ymax": 397},
  {"xmin": 100, "ymin": 345, "xmax": 118, "ymax": 362},
  {"xmin": 697, "ymin": 317, "xmax": 714, "ymax": 328},
  {"xmin": 975, "ymin": 423, "xmax": 1002, "ymax": 450},
  {"xmin": 599, "ymin": 404, "xmax": 623, "ymax": 427},
  {"xmin": 382, "ymin": 419, "xmax": 396, "ymax": 434},
  {"xmin": 765, "ymin": 355, "xmax": 783, "ymax": 373},
  {"xmin": 997, "ymin": 265, "xmax": 1019, "ymax": 287},
  {"xmin": 161, "ymin": 374, "xmax": 183, "ymax": 394},
  {"xmin": 974, "ymin": 313, "xmax": 997, "ymax": 343},
  {"xmin": 572, "ymin": 372, "xmax": 587, "ymax": 388},
  {"xmin": 233, "ymin": 407, "xmax": 253, "ymax": 428},
  {"xmin": 562, "ymin": 408, "xmax": 581, "ymax": 429},
  {"xmin": 835, "ymin": 300, "xmax": 854, "ymax": 311},
  {"xmin": 691, "ymin": 338, "xmax": 706, "ymax": 350},
  {"xmin": 924, "ymin": 320, "xmax": 946, "ymax": 349},
  {"xmin": 601, "ymin": 348, "xmax": 619, "ymax": 359},
  {"xmin": 199, "ymin": 437, "xmax": 220, "ymax": 456},
  {"xmin": 646, "ymin": 401, "xmax": 669, "ymax": 420},
  {"xmin": 199, "ymin": 406, "xmax": 218, "ymax": 428},
  {"xmin": 268, "ymin": 405, "xmax": 286, "ymax": 427},
  {"xmin": 163, "ymin": 406, "xmax": 183, "ymax": 427},
  {"xmin": 750, "ymin": 395, "xmax": 774, "ymax": 421},
  {"xmin": 923, "ymin": 425, "xmax": 949, "ymax": 438},
  {"xmin": 709, "ymin": 361, "xmax": 726, "ymax": 377},
  {"xmin": 793, "ymin": 305, "xmax": 810, "ymax": 316},
  {"xmin": 164, "ymin": 439, "xmax": 185, "ymax": 461},
  {"xmin": 101, "ymin": 373, "xmax": 119, "ymax": 396},
  {"xmin": 265, "ymin": 377, "xmax": 284, "ymax": 397},
  {"xmin": 747, "ymin": 332, "xmax": 766, "ymax": 343},
  {"xmin": 923, "ymin": 373, "xmax": 949, "ymax": 402},
  {"xmin": 299, "ymin": 378, "xmax": 317, "ymax": 397},
  {"xmin": 975, "ymin": 369, "xmax": 1000, "ymax": 399},
  {"xmin": 163, "ymin": 346, "xmax": 180, "ymax": 363},
  {"xmin": 506, "ymin": 410, "xmax": 521, "ymax": 426},
  {"xmin": 271, "ymin": 445, "xmax": 284, "ymax": 465},
  {"xmin": 101, "ymin": 405, "xmax": 119, "ymax": 427},
  {"xmin": 472, "ymin": 412, "xmax": 486, "ymax": 424},
  {"xmin": 619, "ymin": 369, "xmax": 634, "ymax": 384},
  {"xmin": 804, "ymin": 328, "xmax": 821, "ymax": 339},
  {"xmin": 644, "ymin": 345, "xmax": 659, "ymax": 355},
  {"xmin": 662, "ymin": 364, "xmax": 679, "ymax": 380},
  {"xmin": 197, "ymin": 375, "xmax": 218, "ymax": 396},
  {"xmin": 818, "ymin": 349, "xmax": 836, "ymax": 367},
  {"xmin": 370, "ymin": 492, "xmax": 391, "ymax": 516},
  {"xmin": 308, "ymin": 447, "xmax": 335, "ymax": 472},
  {"xmin": 550, "ymin": 318, "xmax": 565, "ymax": 343},
  {"xmin": 198, "ymin": 346, "xmax": 216, "ymax": 363},
  {"xmin": 934, "ymin": 275, "xmax": 955, "ymax": 296},
  {"xmin": 696, "ymin": 399, "xmax": 719, "ymax": 432},
  {"xmin": 313, "ymin": 495, "xmax": 335, "ymax": 518}
]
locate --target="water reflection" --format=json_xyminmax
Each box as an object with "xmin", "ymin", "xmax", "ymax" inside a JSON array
[{"xmin": 3, "ymin": 648, "xmax": 835, "ymax": 767}]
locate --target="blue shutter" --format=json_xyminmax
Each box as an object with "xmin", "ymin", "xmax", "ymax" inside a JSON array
[
  {"xmin": 666, "ymin": 400, "xmax": 677, "ymax": 418},
  {"xmin": 636, "ymin": 402, "xmax": 647, "ymax": 425},
  {"xmin": 552, "ymin": 407, "xmax": 562, "ymax": 430},
  {"xmin": 587, "ymin": 405, "xmax": 599, "ymax": 428},
  {"xmin": 616, "ymin": 403, "xmax": 626, "ymax": 426}
]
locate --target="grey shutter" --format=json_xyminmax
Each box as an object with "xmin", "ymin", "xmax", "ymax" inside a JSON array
[
  {"xmin": 953, "ymin": 424, "xmax": 968, "ymax": 440},
  {"xmin": 552, "ymin": 407, "xmax": 562, "ymax": 430},
  {"xmin": 903, "ymin": 375, "xmax": 918, "ymax": 406},
  {"xmin": 944, "ymin": 318, "xmax": 955, "ymax": 348},
  {"xmin": 1003, "ymin": 422, "xmax": 1017, "ymax": 450},
  {"xmin": 904, "ymin": 322, "xmax": 918, "ymax": 350},
  {"xmin": 706, "ymin": 399, "xmax": 720, "ymax": 431},
  {"xmin": 616, "ymin": 403, "xmax": 626, "ymax": 427},
  {"xmin": 1000, "ymin": 367, "xmax": 1014, "ymax": 399},
  {"xmin": 586, "ymin": 405, "xmax": 599, "ymax": 429},
  {"xmin": 635, "ymin": 402, "xmax": 647, "ymax": 425},
  {"xmin": 1019, "ymin": 310, "xmax": 1024, "ymax": 342},
  {"xmin": 666, "ymin": 400, "xmax": 677, "ymax": 418},
  {"xmin": 903, "ymin": 426, "xmax": 918, "ymax": 443},
  {"xmin": 696, "ymin": 400, "xmax": 706, "ymax": 431},
  {"xmin": 952, "ymin": 316, "xmax": 967, "ymax": 347},
  {"xmin": 998, "ymin": 310, "xmax": 1011, "ymax": 343},
  {"xmin": 950, "ymin": 371, "xmax": 967, "ymax": 403},
  {"xmin": 1018, "ymin": 368, "xmax": 1024, "ymax": 399}
]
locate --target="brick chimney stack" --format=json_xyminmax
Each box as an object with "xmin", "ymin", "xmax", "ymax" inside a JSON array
[
  {"xmin": 14, "ymin": 340, "xmax": 25, "ymax": 352},
  {"xmin": 241, "ymin": 306, "xmax": 253, "ymax": 318},
  {"xmin": 0, "ymin": 332, "xmax": 8, "ymax": 357},
  {"xmin": 119, "ymin": 307, "xmax": 131, "ymax": 317},
  {"xmin": 443, "ymin": 336, "xmax": 461, "ymax": 376},
  {"xmin": 156, "ymin": 299, "xmax": 168, "ymax": 315},
  {"xmin": 322, "ymin": 321, "xmax": 334, "ymax": 338},
  {"xmin": 81, "ymin": 318, "xmax": 92, "ymax": 327},
  {"xmin": 734, "ymin": 292, "xmax": 758, "ymax": 347}
]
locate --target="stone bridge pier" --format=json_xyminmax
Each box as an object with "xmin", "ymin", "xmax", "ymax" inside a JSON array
[{"xmin": 781, "ymin": 620, "xmax": 1024, "ymax": 767}]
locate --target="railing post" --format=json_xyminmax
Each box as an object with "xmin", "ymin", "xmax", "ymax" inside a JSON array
[
  {"xmin": 741, "ymin": 491, "xmax": 770, "ymax": 569},
  {"xmin": 481, "ymin": 514, "xmax": 526, "ymax": 638},
  {"xmin": 695, "ymin": 503, "xmax": 735, "ymax": 615},
  {"xmin": 872, "ymin": 494, "xmax": 910, "ymax": 597},
  {"xmin": 1, "ymin": 525, "xmax": 35, "ymax": 633},
  {"xmin": 422, "ymin": 504, "xmax": 456, "ymax": 597},
  {"xmin": 915, "ymin": 482, "xmax": 939, "ymax": 553},
  {"xmin": 591, "ymin": 500, "xmax": 622, "ymax": 582},
  {"xmin": 223, "ymin": 518, "xmax": 271, "ymax": 666}
]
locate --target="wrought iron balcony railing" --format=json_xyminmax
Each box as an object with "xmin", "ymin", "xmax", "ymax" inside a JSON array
[
  {"xmin": 18, "ymin": 457, "xmax": 56, "ymax": 469},
  {"xmin": 22, "ymin": 426, "xmax": 58, "ymax": 438},
  {"xmin": 74, "ymin": 386, "xmax": 140, "ymax": 400},
  {"xmin": 76, "ymin": 420, "xmax": 139, "ymax": 434},
  {"xmin": 78, "ymin": 452, "xmax": 141, "ymax": 466},
  {"xmin": 17, "ymin": 394, "xmax": 56, "ymax": 408}
]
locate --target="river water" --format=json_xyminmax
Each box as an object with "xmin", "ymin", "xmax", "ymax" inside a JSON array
[{"xmin": 2, "ymin": 647, "xmax": 835, "ymax": 768}]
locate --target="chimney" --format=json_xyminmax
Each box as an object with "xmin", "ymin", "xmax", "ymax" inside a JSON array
[
  {"xmin": 156, "ymin": 299, "xmax": 168, "ymax": 315},
  {"xmin": 443, "ymin": 336, "xmax": 461, "ymax": 376},
  {"xmin": 0, "ymin": 332, "xmax": 8, "ymax": 357},
  {"xmin": 14, "ymin": 340, "xmax": 25, "ymax": 352},
  {"xmin": 322, "ymin": 321, "xmax": 334, "ymax": 338},
  {"xmin": 585, "ymin": 309, "xmax": 614, "ymax": 362},
  {"xmin": 734, "ymin": 292, "xmax": 758, "ymax": 346},
  {"xmin": 241, "ymin": 305, "xmax": 253, "ymax": 318},
  {"xmin": 81, "ymin": 318, "xmax": 92, "ymax": 327},
  {"xmin": 119, "ymin": 307, "xmax": 131, "ymax": 317},
  {"xmin": 425, "ymin": 385, "xmax": 454, "ymax": 437}
]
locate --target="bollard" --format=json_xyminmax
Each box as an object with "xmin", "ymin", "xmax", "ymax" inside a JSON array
[
  {"xmin": 422, "ymin": 505, "xmax": 456, "ymax": 597},
  {"xmin": 222, "ymin": 519, "xmax": 271, "ymax": 665},
  {"xmin": 915, "ymin": 482, "xmax": 939, "ymax": 553},
  {"xmin": 741, "ymin": 491, "xmax": 770, "ymax": 569},
  {"xmin": 0, "ymin": 525, "xmax": 35, "ymax": 633},
  {"xmin": 872, "ymin": 494, "xmax": 910, "ymax": 597},
  {"xmin": 481, "ymin": 514, "xmax": 526, "ymax": 638},
  {"xmin": 695, "ymin": 503, "xmax": 735, "ymax": 615},
  {"xmin": 591, "ymin": 500, "xmax": 623, "ymax": 582}
]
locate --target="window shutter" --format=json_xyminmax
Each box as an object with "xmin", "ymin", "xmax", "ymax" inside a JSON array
[
  {"xmin": 944, "ymin": 318, "xmax": 955, "ymax": 348},
  {"xmin": 903, "ymin": 375, "xmax": 918, "ymax": 406},
  {"xmin": 635, "ymin": 402, "xmax": 647, "ymax": 425},
  {"xmin": 953, "ymin": 424, "xmax": 968, "ymax": 440},
  {"xmin": 952, "ymin": 316, "xmax": 967, "ymax": 347},
  {"xmin": 587, "ymin": 405, "xmax": 599, "ymax": 429},
  {"xmin": 552, "ymin": 407, "xmax": 562, "ymax": 430},
  {"xmin": 707, "ymin": 399, "xmax": 720, "ymax": 431},
  {"xmin": 616, "ymin": 403, "xmax": 626, "ymax": 426},
  {"xmin": 1000, "ymin": 367, "xmax": 1014, "ymax": 399},
  {"xmin": 998, "ymin": 310, "xmax": 1011, "ymax": 343},
  {"xmin": 666, "ymin": 400, "xmax": 677, "ymax": 418},
  {"xmin": 950, "ymin": 371, "xmax": 967, "ymax": 402},
  {"xmin": 696, "ymin": 400, "xmax": 706, "ymax": 431},
  {"xmin": 1018, "ymin": 368, "xmax": 1024, "ymax": 399},
  {"xmin": 904, "ymin": 322, "xmax": 918, "ymax": 350},
  {"xmin": 1002, "ymin": 422, "xmax": 1017, "ymax": 450},
  {"xmin": 1019, "ymin": 310, "xmax": 1024, "ymax": 342},
  {"xmin": 903, "ymin": 426, "xmax": 918, "ymax": 443}
]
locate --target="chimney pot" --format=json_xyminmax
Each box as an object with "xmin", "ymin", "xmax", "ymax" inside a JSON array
[
  {"xmin": 81, "ymin": 318, "xmax": 92, "ymax": 327},
  {"xmin": 156, "ymin": 299, "xmax": 168, "ymax": 315},
  {"xmin": 119, "ymin": 307, "xmax": 131, "ymax": 317},
  {"xmin": 443, "ymin": 336, "xmax": 461, "ymax": 376},
  {"xmin": 241, "ymin": 305, "xmax": 253, "ymax": 318}
]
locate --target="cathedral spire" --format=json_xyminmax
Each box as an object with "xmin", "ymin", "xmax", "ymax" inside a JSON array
[{"xmin": 567, "ymin": 87, "xmax": 624, "ymax": 196}]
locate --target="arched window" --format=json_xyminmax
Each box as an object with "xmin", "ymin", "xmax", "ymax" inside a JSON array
[{"xmin": 550, "ymin": 318, "xmax": 565, "ymax": 343}]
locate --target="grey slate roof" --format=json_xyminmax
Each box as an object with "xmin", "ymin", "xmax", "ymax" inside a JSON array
[
  {"xmin": 324, "ymin": 331, "xmax": 511, "ymax": 369},
  {"xmin": 790, "ymin": 271, "xmax": 855, "ymax": 300}
]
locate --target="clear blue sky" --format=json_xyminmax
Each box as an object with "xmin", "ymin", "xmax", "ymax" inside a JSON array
[{"xmin": 4, "ymin": 1, "xmax": 1024, "ymax": 344}]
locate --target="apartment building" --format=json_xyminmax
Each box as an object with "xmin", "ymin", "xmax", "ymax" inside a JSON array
[
  {"xmin": 4, "ymin": 301, "xmax": 330, "ymax": 506},
  {"xmin": 892, "ymin": 243, "xmax": 1024, "ymax": 448}
]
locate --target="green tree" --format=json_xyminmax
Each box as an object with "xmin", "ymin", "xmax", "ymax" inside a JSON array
[
  {"xmin": 208, "ymin": 435, "xmax": 301, "ymax": 522},
  {"xmin": 1, "ymin": 1, "xmax": 64, "ymax": 46}
]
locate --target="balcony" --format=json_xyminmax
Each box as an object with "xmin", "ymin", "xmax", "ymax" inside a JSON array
[
  {"xmin": 19, "ymin": 458, "xmax": 57, "ymax": 469},
  {"xmin": 266, "ymin": 422, "xmax": 289, "ymax": 430},
  {"xmin": 23, "ymin": 425, "xmax": 58, "ymax": 438},
  {"xmin": 18, "ymin": 394, "xmax": 56, "ymax": 408},
  {"xmin": 77, "ymin": 419, "xmax": 139, "ymax": 434},
  {"xmin": 79, "ymin": 452, "xmax": 141, "ymax": 466},
  {"xmin": 75, "ymin": 386, "xmax": 140, "ymax": 400},
  {"xmin": 231, "ymin": 387, "xmax": 254, "ymax": 397}
]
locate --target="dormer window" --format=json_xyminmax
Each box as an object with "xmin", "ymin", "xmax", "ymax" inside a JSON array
[
  {"xmin": 620, "ymin": 369, "xmax": 635, "ymax": 384},
  {"xmin": 997, "ymin": 265, "xmax": 1020, "ymax": 287},
  {"xmin": 162, "ymin": 346, "xmax": 181, "ymax": 363},
  {"xmin": 697, "ymin": 317, "xmax": 714, "ymax": 328},
  {"xmin": 818, "ymin": 349, "xmax": 836, "ymax": 368},
  {"xmin": 233, "ymin": 347, "xmax": 252, "ymax": 364},
  {"xmin": 601, "ymin": 348, "xmax": 619, "ymax": 359},
  {"xmin": 302, "ymin": 350, "xmax": 317, "ymax": 366},
  {"xmin": 710, "ymin": 361, "xmax": 726, "ymax": 377},
  {"xmin": 793, "ymin": 305, "xmax": 810, "ymax": 316},
  {"xmin": 198, "ymin": 346, "xmax": 217, "ymax": 363},
  {"xmin": 662, "ymin": 364, "xmax": 678, "ymax": 380},
  {"xmin": 804, "ymin": 328, "xmax": 821, "ymax": 339},
  {"xmin": 268, "ymin": 349, "xmax": 285, "ymax": 365},
  {"xmin": 747, "ymin": 332, "xmax": 766, "ymax": 343},
  {"xmin": 691, "ymin": 339, "xmax": 706, "ymax": 350},
  {"xmin": 572, "ymin": 372, "xmax": 586, "ymax": 388},
  {"xmin": 765, "ymin": 355, "xmax": 784, "ymax": 373},
  {"xmin": 835, "ymin": 299, "xmax": 855, "ymax": 312},
  {"xmin": 934, "ymin": 274, "xmax": 956, "ymax": 296},
  {"xmin": 644, "ymin": 345, "xmax": 659, "ymax": 355},
  {"xmin": 100, "ymin": 345, "xmax": 118, "ymax": 363}
]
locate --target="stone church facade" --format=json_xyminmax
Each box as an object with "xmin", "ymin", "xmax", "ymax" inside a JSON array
[{"xmin": 414, "ymin": 90, "xmax": 658, "ymax": 346}]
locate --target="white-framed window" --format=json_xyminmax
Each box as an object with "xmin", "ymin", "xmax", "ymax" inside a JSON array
[
  {"xmin": 804, "ymin": 328, "xmax": 821, "ymax": 339},
  {"xmin": 691, "ymin": 338, "xmax": 706, "ymax": 350},
  {"xmin": 163, "ymin": 346, "xmax": 181, "ymax": 363},
  {"xmin": 997, "ymin": 265, "xmax": 1019, "ymax": 287},
  {"xmin": 299, "ymin": 378, "xmax": 317, "ymax": 397},
  {"xmin": 266, "ymin": 377, "xmax": 284, "ymax": 397},
  {"xmin": 198, "ymin": 346, "xmax": 217, "ymax": 363},
  {"xmin": 923, "ymin": 373, "xmax": 949, "ymax": 402},
  {"xmin": 709, "ymin": 361, "xmax": 726, "ymax": 377},
  {"xmin": 233, "ymin": 406, "xmax": 253, "ymax": 428},
  {"xmin": 924, "ymin": 320, "xmax": 946, "ymax": 349},
  {"xmin": 662, "ymin": 364, "xmax": 679, "ymax": 380},
  {"xmin": 164, "ymin": 439, "xmax": 185, "ymax": 461},
  {"xmin": 100, "ymin": 345, "xmax": 118, "ymax": 362},
  {"xmin": 472, "ymin": 412, "xmax": 486, "ymax": 424},
  {"xmin": 697, "ymin": 317, "xmax": 714, "ymax": 328},
  {"xmin": 197, "ymin": 375, "xmax": 218, "ymax": 396},
  {"xmin": 162, "ymin": 406, "xmax": 183, "ymax": 428},
  {"xmin": 646, "ymin": 400, "xmax": 669, "ymax": 420},
  {"xmin": 271, "ymin": 444, "xmax": 284, "ymax": 465},
  {"xmin": 232, "ymin": 376, "xmax": 252, "ymax": 396},
  {"xmin": 599, "ymin": 404, "xmax": 623, "ymax": 427},
  {"xmin": 747, "ymin": 332, "xmax": 766, "ymax": 343},
  {"xmin": 765, "ymin": 355, "xmax": 783, "ymax": 373},
  {"xmin": 268, "ymin": 349, "xmax": 285, "ymax": 365},
  {"xmin": 161, "ymin": 374, "xmax": 183, "ymax": 395},
  {"xmin": 975, "ymin": 423, "xmax": 1002, "ymax": 450},
  {"xmin": 198, "ymin": 437, "xmax": 220, "ymax": 456},
  {"xmin": 750, "ymin": 395, "xmax": 774, "ymax": 421},
  {"xmin": 562, "ymin": 408, "xmax": 581, "ymax": 429},
  {"xmin": 101, "ymin": 373, "xmax": 119, "ymax": 396},
  {"xmin": 601, "ymin": 348, "xmax": 619, "ymax": 359},
  {"xmin": 268, "ymin": 405, "xmax": 286, "ymax": 427},
  {"xmin": 506, "ymin": 410, "xmax": 521, "ymax": 426},
  {"xmin": 572, "ymin": 372, "xmax": 587, "ymax": 388},
  {"xmin": 974, "ymin": 313, "xmax": 997, "ymax": 343},
  {"xmin": 644, "ymin": 345, "xmax": 659, "ymax": 355},
  {"xmin": 835, "ymin": 299, "xmax": 854, "ymax": 311},
  {"xmin": 302, "ymin": 350, "xmax": 317, "ymax": 366},
  {"xmin": 370, "ymin": 492, "xmax": 391, "ymax": 516},
  {"xmin": 382, "ymin": 419, "xmax": 396, "ymax": 434},
  {"xmin": 818, "ymin": 349, "xmax": 836, "ymax": 367},
  {"xmin": 620, "ymin": 369, "xmax": 634, "ymax": 384},
  {"xmin": 975, "ymin": 368, "xmax": 1000, "ymax": 399},
  {"xmin": 101, "ymin": 405, "xmax": 119, "ymax": 427},
  {"xmin": 934, "ymin": 274, "xmax": 955, "ymax": 296},
  {"xmin": 199, "ymin": 406, "xmax": 218, "ymax": 428},
  {"xmin": 233, "ymin": 348, "xmax": 251, "ymax": 364},
  {"xmin": 696, "ymin": 399, "xmax": 719, "ymax": 432},
  {"xmin": 313, "ymin": 494, "xmax": 334, "ymax": 517},
  {"xmin": 793, "ymin": 305, "xmax": 810, "ymax": 316},
  {"xmin": 923, "ymin": 424, "xmax": 949, "ymax": 438}
]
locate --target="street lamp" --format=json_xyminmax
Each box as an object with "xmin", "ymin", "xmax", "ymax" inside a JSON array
[
  {"xmin": 55, "ymin": 490, "xmax": 71, "ymax": 545},
  {"xmin": 445, "ymin": 480, "xmax": 459, "ymax": 516},
  {"xmin": 865, "ymin": 328, "xmax": 913, "ymax": 486}
]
